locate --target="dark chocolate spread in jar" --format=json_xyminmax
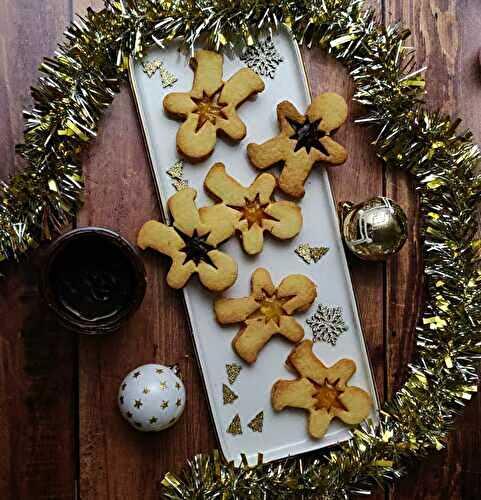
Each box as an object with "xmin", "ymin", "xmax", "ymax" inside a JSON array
[{"xmin": 41, "ymin": 228, "xmax": 146, "ymax": 334}]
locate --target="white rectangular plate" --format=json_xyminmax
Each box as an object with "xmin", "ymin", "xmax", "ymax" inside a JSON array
[{"xmin": 130, "ymin": 30, "xmax": 379, "ymax": 465}]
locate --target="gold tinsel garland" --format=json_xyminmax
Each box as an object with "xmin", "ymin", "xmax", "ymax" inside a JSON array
[{"xmin": 1, "ymin": 0, "xmax": 481, "ymax": 498}]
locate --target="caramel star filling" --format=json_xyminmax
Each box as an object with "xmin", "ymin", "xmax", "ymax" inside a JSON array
[
  {"xmin": 251, "ymin": 295, "xmax": 287, "ymax": 324},
  {"xmin": 239, "ymin": 196, "xmax": 275, "ymax": 229},
  {"xmin": 314, "ymin": 384, "xmax": 346, "ymax": 412},
  {"xmin": 192, "ymin": 92, "xmax": 227, "ymax": 131}
]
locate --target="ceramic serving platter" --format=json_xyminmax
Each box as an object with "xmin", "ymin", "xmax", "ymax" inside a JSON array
[{"xmin": 129, "ymin": 29, "xmax": 379, "ymax": 465}]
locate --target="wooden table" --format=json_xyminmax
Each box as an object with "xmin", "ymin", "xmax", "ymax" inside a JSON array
[{"xmin": 1, "ymin": 1, "xmax": 480, "ymax": 498}]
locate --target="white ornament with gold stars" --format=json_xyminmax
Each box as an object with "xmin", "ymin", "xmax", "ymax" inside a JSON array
[{"xmin": 118, "ymin": 364, "xmax": 186, "ymax": 432}]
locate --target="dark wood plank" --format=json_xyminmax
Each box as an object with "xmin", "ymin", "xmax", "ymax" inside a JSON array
[
  {"xmin": 72, "ymin": 2, "xmax": 216, "ymax": 495},
  {"xmin": 0, "ymin": 0, "xmax": 76, "ymax": 499},
  {"xmin": 76, "ymin": 85, "xmax": 215, "ymax": 500},
  {"xmin": 385, "ymin": 1, "xmax": 481, "ymax": 498}
]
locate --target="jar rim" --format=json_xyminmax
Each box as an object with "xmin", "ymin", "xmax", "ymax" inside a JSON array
[{"xmin": 40, "ymin": 227, "xmax": 147, "ymax": 334}]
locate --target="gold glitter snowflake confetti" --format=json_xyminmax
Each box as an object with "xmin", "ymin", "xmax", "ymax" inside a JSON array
[
  {"xmin": 227, "ymin": 414, "xmax": 242, "ymax": 435},
  {"xmin": 295, "ymin": 243, "xmax": 329, "ymax": 264},
  {"xmin": 247, "ymin": 411, "xmax": 264, "ymax": 433},
  {"xmin": 306, "ymin": 304, "xmax": 348, "ymax": 345},
  {"xmin": 226, "ymin": 363, "xmax": 242, "ymax": 385},
  {"xmin": 142, "ymin": 58, "xmax": 163, "ymax": 78},
  {"xmin": 222, "ymin": 384, "xmax": 238, "ymax": 405}
]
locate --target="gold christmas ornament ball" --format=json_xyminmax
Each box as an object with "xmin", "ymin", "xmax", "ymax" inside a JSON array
[{"xmin": 340, "ymin": 197, "xmax": 408, "ymax": 261}]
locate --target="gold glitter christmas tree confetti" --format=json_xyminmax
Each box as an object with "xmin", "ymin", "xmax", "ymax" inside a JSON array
[
  {"xmin": 227, "ymin": 414, "xmax": 242, "ymax": 435},
  {"xmin": 295, "ymin": 243, "xmax": 329, "ymax": 264},
  {"xmin": 142, "ymin": 58, "xmax": 163, "ymax": 78},
  {"xmin": 247, "ymin": 411, "xmax": 264, "ymax": 433},
  {"xmin": 167, "ymin": 159, "xmax": 184, "ymax": 179},
  {"xmin": 142, "ymin": 59, "xmax": 178, "ymax": 88},
  {"xmin": 226, "ymin": 363, "xmax": 242, "ymax": 385},
  {"xmin": 158, "ymin": 64, "xmax": 178, "ymax": 88},
  {"xmin": 222, "ymin": 384, "xmax": 238, "ymax": 405},
  {"xmin": 171, "ymin": 178, "xmax": 189, "ymax": 191},
  {"xmin": 166, "ymin": 159, "xmax": 188, "ymax": 191}
]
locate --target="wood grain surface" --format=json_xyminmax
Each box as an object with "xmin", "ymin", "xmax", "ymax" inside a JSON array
[{"xmin": 1, "ymin": 0, "xmax": 480, "ymax": 499}]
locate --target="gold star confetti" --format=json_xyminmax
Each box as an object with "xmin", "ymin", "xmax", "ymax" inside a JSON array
[
  {"xmin": 226, "ymin": 363, "xmax": 242, "ymax": 385},
  {"xmin": 176, "ymin": 398, "xmax": 182, "ymax": 407},
  {"xmin": 134, "ymin": 399, "xmax": 143, "ymax": 409},
  {"xmin": 119, "ymin": 396, "xmax": 124, "ymax": 405},
  {"xmin": 149, "ymin": 416, "xmax": 158, "ymax": 424},
  {"xmin": 121, "ymin": 383, "xmax": 127, "ymax": 391},
  {"xmin": 142, "ymin": 58, "xmax": 162, "ymax": 78},
  {"xmin": 295, "ymin": 243, "xmax": 329, "ymax": 264},
  {"xmin": 159, "ymin": 381, "xmax": 167, "ymax": 390},
  {"xmin": 126, "ymin": 411, "xmax": 133, "ymax": 419},
  {"xmin": 143, "ymin": 387, "xmax": 150, "ymax": 394},
  {"xmin": 159, "ymin": 64, "xmax": 178, "ymax": 88},
  {"xmin": 161, "ymin": 400, "xmax": 169, "ymax": 410},
  {"xmin": 222, "ymin": 384, "xmax": 238, "ymax": 405},
  {"xmin": 156, "ymin": 368, "xmax": 164, "ymax": 374},
  {"xmin": 227, "ymin": 414, "xmax": 242, "ymax": 435},
  {"xmin": 175, "ymin": 382, "xmax": 181, "ymax": 390},
  {"xmin": 133, "ymin": 371, "xmax": 141, "ymax": 378},
  {"xmin": 247, "ymin": 411, "xmax": 264, "ymax": 433}
]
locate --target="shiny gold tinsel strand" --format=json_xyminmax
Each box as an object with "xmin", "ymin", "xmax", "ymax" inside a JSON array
[{"xmin": 1, "ymin": 1, "xmax": 480, "ymax": 498}]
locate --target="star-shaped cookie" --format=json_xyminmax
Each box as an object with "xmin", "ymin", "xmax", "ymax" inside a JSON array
[
  {"xmin": 164, "ymin": 50, "xmax": 265, "ymax": 161},
  {"xmin": 214, "ymin": 268, "xmax": 317, "ymax": 363},
  {"xmin": 247, "ymin": 93, "xmax": 348, "ymax": 198}
]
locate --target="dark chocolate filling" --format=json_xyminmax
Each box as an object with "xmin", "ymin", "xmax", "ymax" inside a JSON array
[
  {"xmin": 287, "ymin": 117, "xmax": 329, "ymax": 155},
  {"xmin": 174, "ymin": 227, "xmax": 216, "ymax": 267}
]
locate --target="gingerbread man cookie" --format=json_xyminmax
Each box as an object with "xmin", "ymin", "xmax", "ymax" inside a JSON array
[
  {"xmin": 200, "ymin": 163, "xmax": 302, "ymax": 255},
  {"xmin": 272, "ymin": 340, "xmax": 372, "ymax": 439},
  {"xmin": 164, "ymin": 50, "xmax": 265, "ymax": 161},
  {"xmin": 214, "ymin": 268, "xmax": 317, "ymax": 363},
  {"xmin": 247, "ymin": 93, "xmax": 348, "ymax": 198},
  {"xmin": 137, "ymin": 188, "xmax": 238, "ymax": 292}
]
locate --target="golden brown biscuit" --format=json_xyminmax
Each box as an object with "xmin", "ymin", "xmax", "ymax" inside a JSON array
[
  {"xmin": 272, "ymin": 340, "xmax": 372, "ymax": 439},
  {"xmin": 247, "ymin": 93, "xmax": 348, "ymax": 198},
  {"xmin": 137, "ymin": 188, "xmax": 238, "ymax": 292},
  {"xmin": 164, "ymin": 50, "xmax": 265, "ymax": 161},
  {"xmin": 214, "ymin": 268, "xmax": 317, "ymax": 363},
  {"xmin": 200, "ymin": 163, "xmax": 303, "ymax": 255}
]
